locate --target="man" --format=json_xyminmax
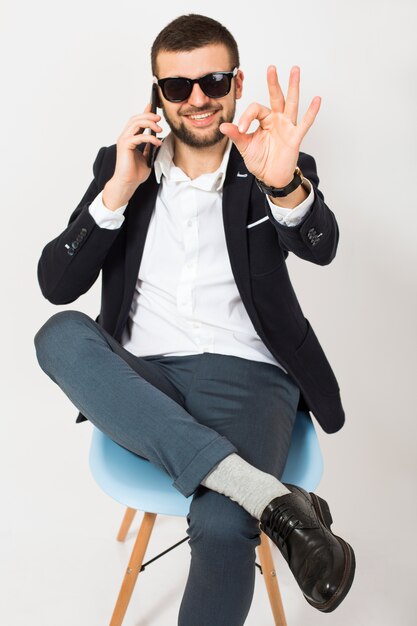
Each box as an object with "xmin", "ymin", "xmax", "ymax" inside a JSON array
[{"xmin": 34, "ymin": 13, "xmax": 355, "ymax": 625}]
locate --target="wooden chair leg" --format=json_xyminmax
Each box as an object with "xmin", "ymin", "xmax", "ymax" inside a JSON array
[
  {"xmin": 117, "ymin": 507, "xmax": 137, "ymax": 542},
  {"xmin": 257, "ymin": 532, "xmax": 288, "ymax": 626},
  {"xmin": 110, "ymin": 512, "xmax": 157, "ymax": 626}
]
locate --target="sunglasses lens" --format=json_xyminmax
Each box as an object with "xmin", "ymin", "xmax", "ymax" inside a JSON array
[
  {"xmin": 163, "ymin": 78, "xmax": 191, "ymax": 102},
  {"xmin": 200, "ymin": 73, "xmax": 231, "ymax": 98}
]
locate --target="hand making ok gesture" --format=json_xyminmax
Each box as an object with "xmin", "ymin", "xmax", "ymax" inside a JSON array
[{"xmin": 219, "ymin": 66, "xmax": 321, "ymax": 188}]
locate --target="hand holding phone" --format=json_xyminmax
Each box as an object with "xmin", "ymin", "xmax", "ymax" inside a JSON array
[{"xmin": 103, "ymin": 96, "xmax": 162, "ymax": 210}]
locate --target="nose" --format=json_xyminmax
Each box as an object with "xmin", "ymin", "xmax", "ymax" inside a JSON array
[{"xmin": 187, "ymin": 82, "xmax": 212, "ymax": 108}]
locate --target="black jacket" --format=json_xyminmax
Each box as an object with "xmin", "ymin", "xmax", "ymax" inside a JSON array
[{"xmin": 37, "ymin": 143, "xmax": 345, "ymax": 433}]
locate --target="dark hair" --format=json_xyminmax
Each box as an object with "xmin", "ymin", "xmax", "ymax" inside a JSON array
[{"xmin": 151, "ymin": 14, "xmax": 240, "ymax": 76}]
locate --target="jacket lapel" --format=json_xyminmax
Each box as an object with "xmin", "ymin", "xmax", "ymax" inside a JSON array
[
  {"xmin": 222, "ymin": 145, "xmax": 261, "ymax": 328},
  {"xmin": 116, "ymin": 171, "xmax": 160, "ymax": 336}
]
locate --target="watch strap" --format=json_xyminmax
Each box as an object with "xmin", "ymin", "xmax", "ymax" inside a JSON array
[{"xmin": 256, "ymin": 167, "xmax": 303, "ymax": 197}]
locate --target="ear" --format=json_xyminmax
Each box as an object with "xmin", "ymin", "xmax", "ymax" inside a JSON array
[{"xmin": 235, "ymin": 69, "xmax": 244, "ymax": 100}]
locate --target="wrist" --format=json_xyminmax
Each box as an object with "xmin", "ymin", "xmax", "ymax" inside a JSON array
[
  {"xmin": 103, "ymin": 177, "xmax": 138, "ymax": 211},
  {"xmin": 269, "ymin": 179, "xmax": 311, "ymax": 209},
  {"xmin": 256, "ymin": 166, "xmax": 304, "ymax": 199}
]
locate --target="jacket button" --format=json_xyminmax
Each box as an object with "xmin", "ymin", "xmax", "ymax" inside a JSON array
[
  {"xmin": 71, "ymin": 241, "xmax": 79, "ymax": 249},
  {"xmin": 80, "ymin": 228, "xmax": 87, "ymax": 236}
]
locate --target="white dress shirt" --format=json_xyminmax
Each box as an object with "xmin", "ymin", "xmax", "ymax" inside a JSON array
[{"xmin": 88, "ymin": 134, "xmax": 314, "ymax": 372}]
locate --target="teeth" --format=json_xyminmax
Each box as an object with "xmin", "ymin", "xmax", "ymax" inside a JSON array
[{"xmin": 189, "ymin": 112, "xmax": 214, "ymax": 120}]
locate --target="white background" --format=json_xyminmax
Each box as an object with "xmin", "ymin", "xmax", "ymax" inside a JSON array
[{"xmin": 1, "ymin": 0, "xmax": 416, "ymax": 624}]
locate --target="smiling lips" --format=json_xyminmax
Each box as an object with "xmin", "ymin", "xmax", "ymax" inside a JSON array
[{"xmin": 184, "ymin": 110, "xmax": 220, "ymax": 126}]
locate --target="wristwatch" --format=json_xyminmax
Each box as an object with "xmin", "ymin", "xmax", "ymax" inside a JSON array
[{"xmin": 255, "ymin": 167, "xmax": 305, "ymax": 198}]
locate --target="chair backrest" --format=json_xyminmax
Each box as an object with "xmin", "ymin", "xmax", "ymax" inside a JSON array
[
  {"xmin": 89, "ymin": 410, "xmax": 323, "ymax": 517},
  {"xmin": 280, "ymin": 410, "xmax": 323, "ymax": 492}
]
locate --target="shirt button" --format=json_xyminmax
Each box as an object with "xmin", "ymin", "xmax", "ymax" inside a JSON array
[{"xmin": 187, "ymin": 219, "xmax": 193, "ymax": 227}]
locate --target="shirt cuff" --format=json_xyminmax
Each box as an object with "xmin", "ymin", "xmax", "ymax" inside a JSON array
[
  {"xmin": 266, "ymin": 178, "xmax": 314, "ymax": 227},
  {"xmin": 88, "ymin": 190, "xmax": 128, "ymax": 230}
]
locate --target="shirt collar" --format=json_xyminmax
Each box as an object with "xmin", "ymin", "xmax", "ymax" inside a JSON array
[{"xmin": 154, "ymin": 132, "xmax": 233, "ymax": 192}]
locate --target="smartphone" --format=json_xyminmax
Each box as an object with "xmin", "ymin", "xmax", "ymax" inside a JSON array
[
  {"xmin": 146, "ymin": 83, "xmax": 159, "ymax": 169},
  {"xmin": 136, "ymin": 83, "xmax": 159, "ymax": 167}
]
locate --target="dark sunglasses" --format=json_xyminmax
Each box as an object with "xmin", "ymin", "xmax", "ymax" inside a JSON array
[{"xmin": 153, "ymin": 68, "xmax": 238, "ymax": 103}]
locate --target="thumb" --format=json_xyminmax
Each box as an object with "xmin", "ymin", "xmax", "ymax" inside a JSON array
[{"xmin": 219, "ymin": 122, "xmax": 251, "ymax": 152}]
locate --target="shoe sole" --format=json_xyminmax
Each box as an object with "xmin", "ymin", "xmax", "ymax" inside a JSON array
[{"xmin": 305, "ymin": 490, "xmax": 356, "ymax": 613}]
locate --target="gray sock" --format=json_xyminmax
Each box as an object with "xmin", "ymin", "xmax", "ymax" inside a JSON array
[{"xmin": 200, "ymin": 453, "xmax": 290, "ymax": 520}]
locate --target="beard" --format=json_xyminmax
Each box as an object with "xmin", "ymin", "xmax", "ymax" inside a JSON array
[{"xmin": 162, "ymin": 99, "xmax": 236, "ymax": 149}]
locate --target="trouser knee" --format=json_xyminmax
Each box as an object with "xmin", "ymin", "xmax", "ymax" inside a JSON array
[{"xmin": 34, "ymin": 310, "xmax": 94, "ymax": 373}]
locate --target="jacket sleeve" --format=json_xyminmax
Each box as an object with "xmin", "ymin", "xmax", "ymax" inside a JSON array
[
  {"xmin": 264, "ymin": 152, "xmax": 339, "ymax": 266},
  {"xmin": 37, "ymin": 146, "xmax": 122, "ymax": 304}
]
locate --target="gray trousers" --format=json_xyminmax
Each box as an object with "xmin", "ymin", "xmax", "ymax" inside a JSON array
[{"xmin": 34, "ymin": 310, "xmax": 300, "ymax": 626}]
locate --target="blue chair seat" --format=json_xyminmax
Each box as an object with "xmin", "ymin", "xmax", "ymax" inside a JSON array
[{"xmin": 89, "ymin": 410, "xmax": 323, "ymax": 515}]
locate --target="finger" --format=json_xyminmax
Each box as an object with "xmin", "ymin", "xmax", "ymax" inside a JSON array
[
  {"xmin": 237, "ymin": 102, "xmax": 271, "ymax": 133},
  {"xmin": 137, "ymin": 141, "xmax": 153, "ymax": 166},
  {"xmin": 267, "ymin": 65, "xmax": 285, "ymax": 113},
  {"xmin": 142, "ymin": 142, "xmax": 150, "ymax": 160},
  {"xmin": 131, "ymin": 119, "xmax": 163, "ymax": 135},
  {"xmin": 123, "ymin": 134, "xmax": 163, "ymax": 150},
  {"xmin": 122, "ymin": 112, "xmax": 161, "ymax": 133},
  {"xmin": 219, "ymin": 122, "xmax": 251, "ymax": 153},
  {"xmin": 125, "ymin": 113, "xmax": 161, "ymax": 127},
  {"xmin": 131, "ymin": 111, "xmax": 161, "ymax": 121},
  {"xmin": 298, "ymin": 96, "xmax": 321, "ymax": 138},
  {"xmin": 126, "ymin": 110, "xmax": 160, "ymax": 125},
  {"xmin": 124, "ymin": 119, "xmax": 163, "ymax": 138},
  {"xmin": 284, "ymin": 66, "xmax": 300, "ymax": 125}
]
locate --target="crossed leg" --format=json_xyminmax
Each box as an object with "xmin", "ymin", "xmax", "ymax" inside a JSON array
[{"xmin": 34, "ymin": 310, "xmax": 300, "ymax": 625}]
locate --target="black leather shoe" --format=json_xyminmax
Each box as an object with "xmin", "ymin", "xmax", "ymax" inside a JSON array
[{"xmin": 259, "ymin": 484, "xmax": 355, "ymax": 612}]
